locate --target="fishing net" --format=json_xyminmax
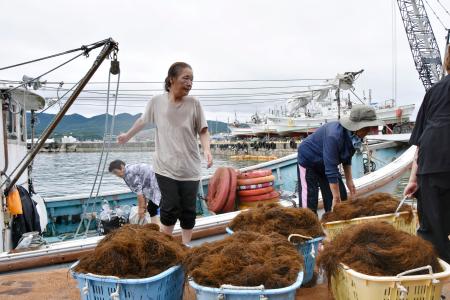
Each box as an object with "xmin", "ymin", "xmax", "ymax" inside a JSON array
[
  {"xmin": 229, "ymin": 203, "xmax": 324, "ymax": 242},
  {"xmin": 74, "ymin": 224, "xmax": 187, "ymax": 278},
  {"xmin": 317, "ymin": 222, "xmax": 442, "ymax": 278},
  {"xmin": 184, "ymin": 231, "xmax": 303, "ymax": 289},
  {"xmin": 321, "ymin": 193, "xmax": 413, "ymax": 223}
]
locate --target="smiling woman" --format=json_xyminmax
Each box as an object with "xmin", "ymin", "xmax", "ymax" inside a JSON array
[{"xmin": 117, "ymin": 62, "xmax": 213, "ymax": 245}]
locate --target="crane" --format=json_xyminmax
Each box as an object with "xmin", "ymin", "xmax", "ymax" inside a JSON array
[{"xmin": 396, "ymin": 0, "xmax": 445, "ymax": 90}]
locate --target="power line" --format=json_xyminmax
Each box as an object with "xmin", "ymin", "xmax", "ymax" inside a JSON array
[
  {"xmin": 44, "ymin": 99, "xmax": 287, "ymax": 109},
  {"xmin": 37, "ymin": 78, "xmax": 332, "ymax": 85},
  {"xmin": 41, "ymin": 86, "xmax": 333, "ymax": 99}
]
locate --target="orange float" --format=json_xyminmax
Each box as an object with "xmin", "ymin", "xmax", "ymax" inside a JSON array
[
  {"xmin": 222, "ymin": 168, "xmax": 237, "ymax": 213},
  {"xmin": 206, "ymin": 167, "xmax": 230, "ymax": 213},
  {"xmin": 237, "ymin": 186, "xmax": 274, "ymax": 197},
  {"xmin": 238, "ymin": 181, "xmax": 274, "ymax": 190},
  {"xmin": 237, "ymin": 175, "xmax": 275, "ymax": 186},
  {"xmin": 239, "ymin": 191, "xmax": 280, "ymax": 203},
  {"xmin": 237, "ymin": 169, "xmax": 272, "ymax": 179}
]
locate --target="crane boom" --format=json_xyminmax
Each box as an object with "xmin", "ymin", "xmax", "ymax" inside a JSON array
[{"xmin": 397, "ymin": 0, "xmax": 443, "ymax": 90}]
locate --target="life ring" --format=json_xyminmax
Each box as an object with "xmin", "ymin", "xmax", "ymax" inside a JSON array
[
  {"xmin": 240, "ymin": 191, "xmax": 280, "ymax": 203},
  {"xmin": 237, "ymin": 175, "xmax": 275, "ymax": 186},
  {"xmin": 239, "ymin": 197, "xmax": 279, "ymax": 209},
  {"xmin": 238, "ymin": 181, "xmax": 274, "ymax": 191},
  {"xmin": 237, "ymin": 186, "xmax": 274, "ymax": 197},
  {"xmin": 206, "ymin": 167, "xmax": 230, "ymax": 213},
  {"xmin": 222, "ymin": 168, "xmax": 237, "ymax": 213},
  {"xmin": 237, "ymin": 169, "xmax": 272, "ymax": 179}
]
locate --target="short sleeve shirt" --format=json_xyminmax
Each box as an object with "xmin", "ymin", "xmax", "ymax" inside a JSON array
[
  {"xmin": 140, "ymin": 93, "xmax": 208, "ymax": 181},
  {"xmin": 124, "ymin": 164, "xmax": 161, "ymax": 206},
  {"xmin": 409, "ymin": 75, "xmax": 450, "ymax": 175}
]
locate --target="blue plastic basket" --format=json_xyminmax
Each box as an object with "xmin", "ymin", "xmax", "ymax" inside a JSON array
[
  {"xmin": 70, "ymin": 261, "xmax": 184, "ymax": 300},
  {"xmin": 189, "ymin": 272, "xmax": 303, "ymax": 300},
  {"xmin": 288, "ymin": 234, "xmax": 324, "ymax": 285},
  {"xmin": 226, "ymin": 227, "xmax": 323, "ymax": 285}
]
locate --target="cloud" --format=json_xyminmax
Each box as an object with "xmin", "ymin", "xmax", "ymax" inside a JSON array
[{"xmin": 2, "ymin": 0, "xmax": 448, "ymax": 122}]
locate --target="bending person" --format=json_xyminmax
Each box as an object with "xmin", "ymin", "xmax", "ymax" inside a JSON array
[
  {"xmin": 297, "ymin": 105, "xmax": 383, "ymax": 214},
  {"xmin": 109, "ymin": 160, "xmax": 160, "ymax": 224},
  {"xmin": 117, "ymin": 62, "xmax": 212, "ymax": 244}
]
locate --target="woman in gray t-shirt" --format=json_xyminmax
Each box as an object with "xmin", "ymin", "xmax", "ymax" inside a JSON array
[{"xmin": 117, "ymin": 62, "xmax": 212, "ymax": 244}]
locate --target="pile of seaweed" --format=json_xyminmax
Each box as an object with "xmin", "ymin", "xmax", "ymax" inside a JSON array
[
  {"xmin": 317, "ymin": 222, "xmax": 442, "ymax": 279},
  {"xmin": 74, "ymin": 224, "xmax": 187, "ymax": 278},
  {"xmin": 229, "ymin": 203, "xmax": 324, "ymax": 241},
  {"xmin": 321, "ymin": 193, "xmax": 413, "ymax": 223},
  {"xmin": 184, "ymin": 231, "xmax": 303, "ymax": 289}
]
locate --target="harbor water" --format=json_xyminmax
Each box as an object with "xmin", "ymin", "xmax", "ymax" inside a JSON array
[{"xmin": 32, "ymin": 151, "xmax": 409, "ymax": 199}]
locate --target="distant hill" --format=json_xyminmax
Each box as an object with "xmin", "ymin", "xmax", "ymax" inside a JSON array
[{"xmin": 27, "ymin": 113, "xmax": 230, "ymax": 140}]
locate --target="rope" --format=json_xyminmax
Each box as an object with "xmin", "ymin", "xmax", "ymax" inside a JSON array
[
  {"xmin": 392, "ymin": 0, "xmax": 398, "ymax": 103},
  {"xmin": 435, "ymin": 0, "xmax": 450, "ymax": 18},
  {"xmin": 0, "ymin": 39, "xmax": 108, "ymax": 71},
  {"xmin": 5, "ymin": 52, "xmax": 85, "ymax": 93},
  {"xmin": 91, "ymin": 72, "xmax": 121, "ymax": 205},
  {"xmin": 424, "ymin": 0, "xmax": 448, "ymax": 30},
  {"xmin": 74, "ymin": 63, "xmax": 121, "ymax": 237}
]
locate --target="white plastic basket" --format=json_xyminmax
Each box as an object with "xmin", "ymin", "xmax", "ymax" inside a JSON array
[{"xmin": 331, "ymin": 259, "xmax": 450, "ymax": 300}]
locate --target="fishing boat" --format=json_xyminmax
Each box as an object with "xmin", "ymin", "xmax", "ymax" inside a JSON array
[{"xmin": 0, "ymin": 133, "xmax": 414, "ymax": 272}]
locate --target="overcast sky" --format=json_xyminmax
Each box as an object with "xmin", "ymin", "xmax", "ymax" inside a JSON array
[{"xmin": 2, "ymin": 0, "xmax": 450, "ymax": 122}]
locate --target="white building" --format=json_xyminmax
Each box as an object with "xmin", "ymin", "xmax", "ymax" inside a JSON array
[{"xmin": 61, "ymin": 135, "xmax": 77, "ymax": 143}]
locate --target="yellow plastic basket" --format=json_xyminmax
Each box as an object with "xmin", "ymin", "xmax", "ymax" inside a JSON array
[
  {"xmin": 331, "ymin": 259, "xmax": 450, "ymax": 300},
  {"xmin": 323, "ymin": 211, "xmax": 418, "ymax": 240}
]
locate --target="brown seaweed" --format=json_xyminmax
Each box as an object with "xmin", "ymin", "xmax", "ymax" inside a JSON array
[
  {"xmin": 184, "ymin": 231, "xmax": 303, "ymax": 289},
  {"xmin": 229, "ymin": 203, "xmax": 324, "ymax": 242},
  {"xmin": 317, "ymin": 222, "xmax": 442, "ymax": 279},
  {"xmin": 74, "ymin": 224, "xmax": 187, "ymax": 278},
  {"xmin": 321, "ymin": 193, "xmax": 413, "ymax": 223}
]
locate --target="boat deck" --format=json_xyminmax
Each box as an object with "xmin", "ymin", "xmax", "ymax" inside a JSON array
[{"xmin": 0, "ymin": 266, "xmax": 448, "ymax": 299}]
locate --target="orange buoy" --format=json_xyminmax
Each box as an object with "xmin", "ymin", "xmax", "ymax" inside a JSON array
[
  {"xmin": 6, "ymin": 187, "xmax": 23, "ymax": 215},
  {"xmin": 237, "ymin": 186, "xmax": 274, "ymax": 197},
  {"xmin": 238, "ymin": 181, "xmax": 274, "ymax": 190},
  {"xmin": 239, "ymin": 191, "xmax": 280, "ymax": 203},
  {"xmin": 237, "ymin": 169, "xmax": 272, "ymax": 179},
  {"xmin": 222, "ymin": 168, "xmax": 237, "ymax": 213},
  {"xmin": 206, "ymin": 167, "xmax": 230, "ymax": 213},
  {"xmin": 237, "ymin": 175, "xmax": 275, "ymax": 186}
]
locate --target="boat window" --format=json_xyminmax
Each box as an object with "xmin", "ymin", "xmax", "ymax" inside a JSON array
[
  {"xmin": 7, "ymin": 104, "xmax": 18, "ymax": 139},
  {"xmin": 20, "ymin": 108, "xmax": 25, "ymax": 142}
]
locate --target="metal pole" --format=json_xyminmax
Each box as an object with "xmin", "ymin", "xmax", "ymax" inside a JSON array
[
  {"xmin": 336, "ymin": 88, "xmax": 341, "ymax": 120},
  {"xmin": 5, "ymin": 39, "xmax": 117, "ymax": 194},
  {"xmin": 442, "ymin": 29, "xmax": 450, "ymax": 79}
]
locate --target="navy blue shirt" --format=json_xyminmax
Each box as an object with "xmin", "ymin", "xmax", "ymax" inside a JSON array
[{"xmin": 298, "ymin": 122, "xmax": 355, "ymax": 183}]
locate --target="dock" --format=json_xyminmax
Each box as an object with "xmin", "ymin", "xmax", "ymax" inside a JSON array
[
  {"xmin": 0, "ymin": 266, "xmax": 330, "ymax": 299},
  {"xmin": 0, "ymin": 266, "xmax": 448, "ymax": 299}
]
